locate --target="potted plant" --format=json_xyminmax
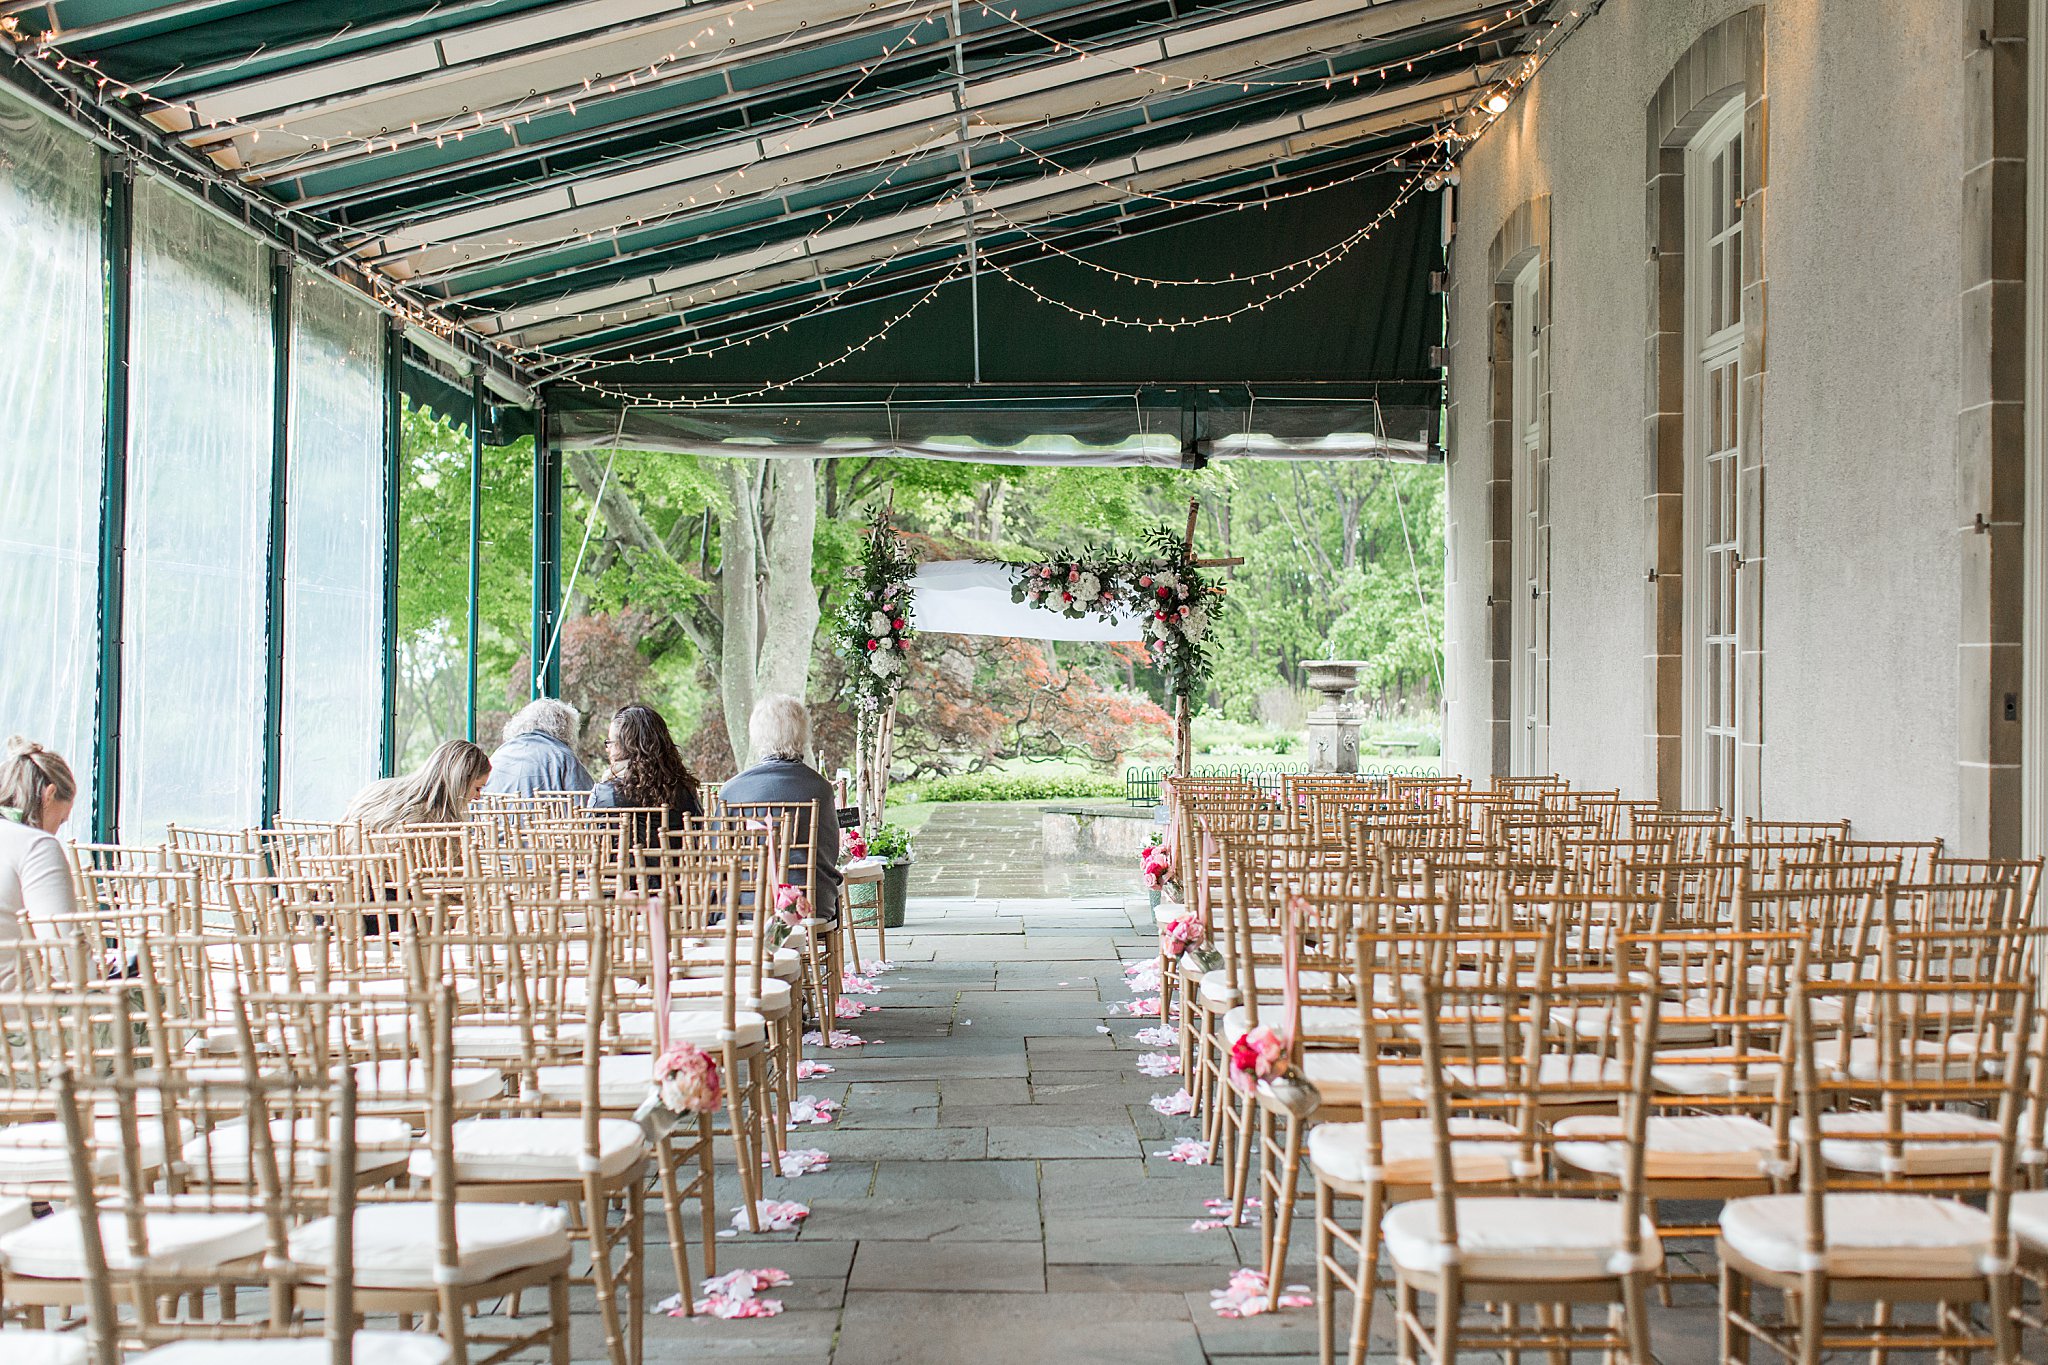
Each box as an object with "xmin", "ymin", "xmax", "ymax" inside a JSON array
[{"xmin": 867, "ymin": 822, "xmax": 914, "ymax": 928}]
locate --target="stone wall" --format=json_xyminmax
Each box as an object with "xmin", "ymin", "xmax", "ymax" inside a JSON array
[{"xmin": 1443, "ymin": 0, "xmax": 1986, "ymax": 842}]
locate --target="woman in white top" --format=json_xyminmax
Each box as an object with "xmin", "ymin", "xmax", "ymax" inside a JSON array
[{"xmin": 0, "ymin": 736, "xmax": 77, "ymax": 989}]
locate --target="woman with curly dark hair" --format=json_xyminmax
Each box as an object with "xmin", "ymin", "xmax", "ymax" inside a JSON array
[{"xmin": 589, "ymin": 704, "xmax": 701, "ymax": 845}]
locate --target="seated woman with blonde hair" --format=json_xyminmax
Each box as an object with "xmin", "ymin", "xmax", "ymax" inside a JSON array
[
  {"xmin": 0, "ymin": 736, "xmax": 78, "ymax": 989},
  {"xmin": 342, "ymin": 739, "xmax": 493, "ymax": 834}
]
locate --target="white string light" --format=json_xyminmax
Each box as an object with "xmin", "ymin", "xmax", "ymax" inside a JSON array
[
  {"xmin": 565, "ymin": 266, "xmax": 964, "ymax": 407},
  {"xmin": 981, "ymin": 165, "xmax": 1429, "ymax": 330},
  {"xmin": 970, "ymin": 0, "xmax": 1545, "ymax": 94}
]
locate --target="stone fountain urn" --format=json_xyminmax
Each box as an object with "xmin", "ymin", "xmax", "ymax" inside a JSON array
[{"xmin": 1302, "ymin": 660, "xmax": 1368, "ymax": 774}]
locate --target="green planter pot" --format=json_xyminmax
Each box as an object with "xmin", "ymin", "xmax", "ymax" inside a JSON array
[{"xmin": 881, "ymin": 861, "xmax": 911, "ymax": 928}]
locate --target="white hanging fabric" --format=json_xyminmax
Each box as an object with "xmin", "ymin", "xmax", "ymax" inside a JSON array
[{"xmin": 907, "ymin": 561, "xmax": 1145, "ymax": 642}]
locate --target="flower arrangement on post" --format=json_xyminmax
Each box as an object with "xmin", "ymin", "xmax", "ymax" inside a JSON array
[
  {"xmin": 837, "ymin": 508, "xmax": 918, "ymax": 711},
  {"xmin": 1010, "ymin": 556, "xmax": 1124, "ymax": 620},
  {"xmin": 1002, "ymin": 525, "xmax": 1226, "ymax": 709},
  {"xmin": 770, "ymin": 883, "xmax": 812, "ymax": 946}
]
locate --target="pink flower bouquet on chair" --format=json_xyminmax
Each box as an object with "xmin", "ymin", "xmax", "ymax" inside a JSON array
[
  {"xmin": 1139, "ymin": 837, "xmax": 1175, "ymax": 892},
  {"xmin": 1226, "ymin": 1025, "xmax": 1291, "ymax": 1097},
  {"xmin": 769, "ymin": 883, "xmax": 812, "ymax": 946},
  {"xmin": 654, "ymin": 1041, "xmax": 723, "ymax": 1114}
]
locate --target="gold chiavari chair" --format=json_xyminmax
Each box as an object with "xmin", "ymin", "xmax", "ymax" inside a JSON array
[
  {"xmin": 710, "ymin": 795, "xmax": 841, "ymax": 1028},
  {"xmin": 1387, "ymin": 972, "xmax": 1661, "ymax": 1364},
  {"xmin": 0, "ymin": 988, "xmax": 280, "ymax": 1348},
  {"xmin": 1310, "ymin": 926, "xmax": 1551, "ymax": 1365},
  {"xmin": 1717, "ymin": 977, "xmax": 2033, "ymax": 1364},
  {"xmin": 272, "ymin": 987, "xmax": 575, "ymax": 1365},
  {"xmin": 619, "ymin": 845, "xmax": 781, "ymax": 1231},
  {"xmin": 1745, "ymin": 817, "xmax": 1850, "ymax": 844},
  {"xmin": 0, "ymin": 1067, "xmax": 117, "ymax": 1365},
  {"xmin": 413, "ymin": 911, "xmax": 647, "ymax": 1365}
]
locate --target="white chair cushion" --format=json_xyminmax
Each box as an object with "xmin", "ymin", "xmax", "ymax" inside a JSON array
[
  {"xmin": 1308, "ymin": 1118, "xmax": 1521, "ymax": 1186},
  {"xmin": 1297, "ymin": 1051, "xmax": 1423, "ymax": 1107},
  {"xmin": 1719, "ymin": 1193, "xmax": 1998, "ymax": 1278},
  {"xmin": 1796, "ymin": 1110, "xmax": 2002, "ymax": 1177},
  {"xmin": 676, "ymin": 944, "xmax": 802, "ymax": 982},
  {"xmin": 408, "ymin": 1117, "xmax": 645, "ymax": 1182},
  {"xmin": 0, "ymin": 1330, "xmax": 89, "ymax": 1365},
  {"xmin": 1381, "ymin": 1197, "xmax": 1661, "ymax": 1281},
  {"xmin": 0, "ymin": 1119, "xmax": 169, "ymax": 1181},
  {"xmin": 1198, "ymin": 967, "xmax": 1292, "ymax": 1010},
  {"xmin": 1555, "ymin": 1114, "xmax": 1784, "ymax": 1180},
  {"xmin": 288, "ymin": 1203, "xmax": 569, "ymax": 1289},
  {"xmin": 616, "ymin": 1009, "xmax": 767, "ymax": 1048},
  {"xmin": 133, "ymin": 1333, "xmax": 452, "ymax": 1365},
  {"xmin": 664, "ymin": 975, "xmax": 795, "ymax": 1013},
  {"xmin": 2006, "ymin": 1190, "xmax": 2048, "ymax": 1253},
  {"xmin": 448, "ymin": 1023, "xmax": 587, "ymax": 1059},
  {"xmin": 1649, "ymin": 1044, "xmax": 1784, "ymax": 1097},
  {"xmin": 181, "ymin": 1117, "xmax": 417, "ymax": 1180},
  {"xmin": 0, "ymin": 1195, "xmax": 32, "ymax": 1235},
  {"xmin": 1222, "ymin": 1005, "xmax": 1357, "ymax": 1047},
  {"xmin": 1444, "ymin": 1054, "xmax": 1630, "ymax": 1093},
  {"xmin": 534, "ymin": 1054, "xmax": 666, "ymax": 1109},
  {"xmin": 1151, "ymin": 901, "xmax": 1186, "ymax": 928},
  {"xmin": 0, "ymin": 1210, "xmax": 268, "ymax": 1279},
  {"xmin": 352, "ymin": 1060, "xmax": 504, "ymax": 1105}
]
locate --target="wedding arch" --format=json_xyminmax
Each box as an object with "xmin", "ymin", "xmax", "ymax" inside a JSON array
[{"xmin": 837, "ymin": 503, "xmax": 1239, "ymax": 827}]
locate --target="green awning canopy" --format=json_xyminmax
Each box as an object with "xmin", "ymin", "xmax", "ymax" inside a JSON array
[{"xmin": 1, "ymin": 0, "xmax": 1579, "ymax": 440}]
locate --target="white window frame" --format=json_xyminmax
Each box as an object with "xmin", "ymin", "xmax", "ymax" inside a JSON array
[
  {"xmin": 1510, "ymin": 254, "xmax": 1543, "ymax": 774},
  {"xmin": 1682, "ymin": 98, "xmax": 1746, "ymax": 818}
]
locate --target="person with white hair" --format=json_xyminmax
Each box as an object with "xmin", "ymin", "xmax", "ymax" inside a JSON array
[
  {"xmin": 482, "ymin": 697, "xmax": 592, "ymax": 797},
  {"xmin": 715, "ymin": 693, "xmax": 841, "ymax": 918}
]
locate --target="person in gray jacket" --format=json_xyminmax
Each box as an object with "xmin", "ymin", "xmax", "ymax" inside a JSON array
[
  {"xmin": 482, "ymin": 698, "xmax": 593, "ymax": 797},
  {"xmin": 716, "ymin": 693, "xmax": 841, "ymax": 921}
]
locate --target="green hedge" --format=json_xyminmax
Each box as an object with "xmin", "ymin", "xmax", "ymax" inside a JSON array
[{"xmin": 899, "ymin": 772, "xmax": 1126, "ymax": 803}]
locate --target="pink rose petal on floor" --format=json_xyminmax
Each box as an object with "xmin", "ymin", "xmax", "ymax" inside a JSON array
[
  {"xmin": 866, "ymin": 960, "xmax": 897, "ymax": 975},
  {"xmin": 1209, "ymin": 1268, "xmax": 1312, "ymax": 1318},
  {"xmin": 804, "ymin": 1029, "xmax": 875, "ymax": 1049},
  {"xmin": 775, "ymin": 1147, "xmax": 831, "ymax": 1177},
  {"xmin": 1153, "ymin": 1137, "xmax": 1212, "ymax": 1165},
  {"xmin": 787, "ymin": 1094, "xmax": 841, "ymax": 1126},
  {"xmin": 1115, "ymin": 997, "xmax": 1162, "ymax": 1016},
  {"xmin": 1135, "ymin": 1052, "xmax": 1181, "ymax": 1077},
  {"xmin": 796, "ymin": 1060, "xmax": 836, "ymax": 1080},
  {"xmin": 1149, "ymin": 1088, "xmax": 1196, "ymax": 1116},
  {"xmin": 1190, "ymin": 1218, "xmax": 1231, "ymax": 1231},
  {"xmin": 1123, "ymin": 961, "xmax": 1163, "ymax": 995},
  {"xmin": 1095, "ymin": 1025, "xmax": 1111, "ymax": 1034},
  {"xmin": 841, "ymin": 972, "xmax": 882, "ymax": 995},
  {"xmin": 1134, "ymin": 1025, "xmax": 1178, "ymax": 1047},
  {"xmin": 835, "ymin": 997, "xmax": 879, "ymax": 1018},
  {"xmin": 732, "ymin": 1201, "xmax": 810, "ymax": 1232},
  {"xmin": 689, "ymin": 1267, "xmax": 792, "ymax": 1318}
]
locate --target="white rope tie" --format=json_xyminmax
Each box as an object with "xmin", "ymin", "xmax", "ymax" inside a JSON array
[
  {"xmin": 1509, "ymin": 1158, "xmax": 1542, "ymax": 1179},
  {"xmin": 577, "ymin": 1153, "xmax": 602, "ymax": 1174},
  {"xmin": 716, "ymin": 1028, "xmax": 737, "ymax": 1043},
  {"xmin": 2020, "ymin": 1146, "xmax": 2048, "ymax": 1167},
  {"xmin": 1796, "ymin": 1251, "xmax": 1827, "ymax": 1274},
  {"xmin": 433, "ymin": 1265, "xmax": 464, "ymax": 1286},
  {"xmin": 1761, "ymin": 1156, "xmax": 1797, "ymax": 1180},
  {"xmin": 1981, "ymin": 1251, "xmax": 2017, "ymax": 1276}
]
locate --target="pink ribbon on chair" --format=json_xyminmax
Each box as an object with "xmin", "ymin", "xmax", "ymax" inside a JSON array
[
  {"xmin": 1282, "ymin": 894, "xmax": 1306, "ymax": 1033},
  {"xmin": 649, "ymin": 895, "xmax": 671, "ymax": 1054}
]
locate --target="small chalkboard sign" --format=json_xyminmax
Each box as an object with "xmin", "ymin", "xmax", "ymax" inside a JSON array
[{"xmin": 835, "ymin": 806, "xmax": 861, "ymax": 829}]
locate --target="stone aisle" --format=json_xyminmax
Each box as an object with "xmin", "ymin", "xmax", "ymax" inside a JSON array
[{"xmin": 622, "ymin": 803, "xmax": 1723, "ymax": 1364}]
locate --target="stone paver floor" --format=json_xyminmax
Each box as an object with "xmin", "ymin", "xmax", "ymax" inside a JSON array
[{"xmin": 591, "ymin": 806, "xmax": 1736, "ymax": 1362}]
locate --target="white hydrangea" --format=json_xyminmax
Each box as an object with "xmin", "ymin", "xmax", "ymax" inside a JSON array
[
  {"xmin": 869, "ymin": 650, "xmax": 901, "ymax": 679},
  {"xmin": 1074, "ymin": 572, "xmax": 1101, "ymax": 602},
  {"xmin": 867, "ymin": 610, "xmax": 890, "ymax": 634},
  {"xmin": 1153, "ymin": 570, "xmax": 1179, "ymax": 592},
  {"xmin": 1183, "ymin": 606, "xmax": 1209, "ymax": 643}
]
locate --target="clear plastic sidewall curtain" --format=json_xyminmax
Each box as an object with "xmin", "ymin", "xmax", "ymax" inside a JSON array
[
  {"xmin": 0, "ymin": 88, "xmax": 105, "ymax": 815},
  {"xmin": 120, "ymin": 178, "xmax": 274, "ymax": 842},
  {"xmin": 281, "ymin": 269, "xmax": 384, "ymax": 821}
]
